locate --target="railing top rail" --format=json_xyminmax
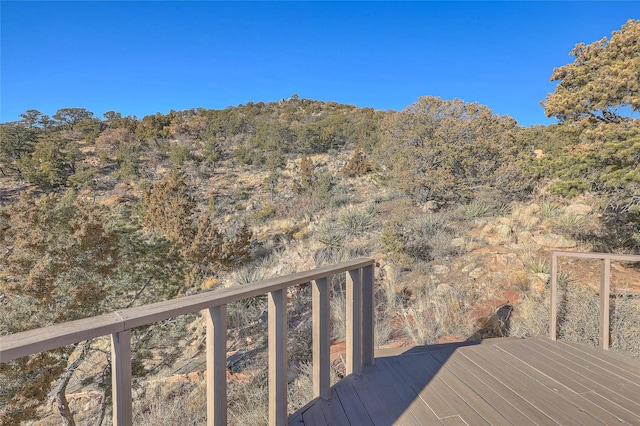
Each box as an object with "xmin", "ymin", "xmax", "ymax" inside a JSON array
[
  {"xmin": 551, "ymin": 251, "xmax": 640, "ymax": 262},
  {"xmin": 1, "ymin": 257, "xmax": 375, "ymax": 363}
]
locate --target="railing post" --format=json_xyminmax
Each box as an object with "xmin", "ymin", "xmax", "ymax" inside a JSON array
[
  {"xmin": 346, "ymin": 268, "xmax": 363, "ymax": 376},
  {"xmin": 362, "ymin": 264, "xmax": 375, "ymax": 366},
  {"xmin": 269, "ymin": 289, "xmax": 287, "ymax": 426},
  {"xmin": 111, "ymin": 330, "xmax": 132, "ymax": 426},
  {"xmin": 550, "ymin": 253, "xmax": 558, "ymax": 341},
  {"xmin": 205, "ymin": 305, "xmax": 227, "ymax": 426},
  {"xmin": 600, "ymin": 259, "xmax": 611, "ymax": 350},
  {"xmin": 312, "ymin": 277, "xmax": 330, "ymax": 400}
]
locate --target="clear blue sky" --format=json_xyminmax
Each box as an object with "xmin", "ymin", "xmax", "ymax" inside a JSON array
[{"xmin": 1, "ymin": 2, "xmax": 637, "ymax": 127}]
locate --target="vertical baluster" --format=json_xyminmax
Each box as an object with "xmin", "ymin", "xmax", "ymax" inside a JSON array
[
  {"xmin": 312, "ymin": 277, "xmax": 330, "ymax": 399},
  {"xmin": 269, "ymin": 289, "xmax": 287, "ymax": 426},
  {"xmin": 111, "ymin": 330, "xmax": 132, "ymax": 426},
  {"xmin": 346, "ymin": 268, "xmax": 362, "ymax": 375},
  {"xmin": 550, "ymin": 253, "xmax": 558, "ymax": 341},
  {"xmin": 205, "ymin": 305, "xmax": 227, "ymax": 426},
  {"xmin": 362, "ymin": 264, "xmax": 375, "ymax": 366},
  {"xmin": 600, "ymin": 258, "xmax": 611, "ymax": 350}
]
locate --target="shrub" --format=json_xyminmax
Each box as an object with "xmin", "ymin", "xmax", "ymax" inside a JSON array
[
  {"xmin": 315, "ymin": 219, "xmax": 346, "ymax": 250},
  {"xmin": 552, "ymin": 214, "xmax": 586, "ymax": 237},
  {"xmin": 341, "ymin": 145, "xmax": 372, "ymax": 176},
  {"xmin": 525, "ymin": 258, "xmax": 549, "ymax": 275},
  {"xmin": 540, "ymin": 201, "xmax": 561, "ymax": 218},
  {"xmin": 338, "ymin": 209, "xmax": 374, "ymax": 237},
  {"xmin": 460, "ymin": 201, "xmax": 490, "ymax": 221}
]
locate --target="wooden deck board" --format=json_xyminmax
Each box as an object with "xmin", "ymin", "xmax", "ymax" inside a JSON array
[
  {"xmin": 410, "ymin": 352, "xmax": 490, "ymax": 425},
  {"xmin": 461, "ymin": 344, "xmax": 602, "ymax": 425},
  {"xmin": 332, "ymin": 377, "xmax": 374, "ymax": 425},
  {"xmin": 289, "ymin": 337, "xmax": 640, "ymax": 425},
  {"xmin": 390, "ymin": 352, "xmax": 459, "ymax": 419},
  {"xmin": 433, "ymin": 352, "xmax": 537, "ymax": 426},
  {"xmin": 358, "ymin": 364, "xmax": 421, "ymax": 426},
  {"xmin": 558, "ymin": 339, "xmax": 640, "ymax": 376},
  {"xmin": 347, "ymin": 373, "xmax": 398, "ymax": 426},
  {"xmin": 372, "ymin": 358, "xmax": 441, "ymax": 424},
  {"xmin": 533, "ymin": 337, "xmax": 640, "ymax": 382},
  {"xmin": 317, "ymin": 389, "xmax": 351, "ymax": 425},
  {"xmin": 487, "ymin": 341, "xmax": 632, "ymax": 425},
  {"xmin": 519, "ymin": 341, "xmax": 640, "ymax": 418},
  {"xmin": 427, "ymin": 351, "xmax": 517, "ymax": 425}
]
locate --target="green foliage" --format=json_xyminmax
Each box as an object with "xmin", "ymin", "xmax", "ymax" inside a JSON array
[
  {"xmin": 0, "ymin": 122, "xmax": 38, "ymax": 174},
  {"xmin": 17, "ymin": 134, "xmax": 75, "ymax": 188},
  {"xmin": 338, "ymin": 208, "xmax": 375, "ymax": 237},
  {"xmin": 544, "ymin": 19, "xmax": 640, "ymax": 125},
  {"xmin": 202, "ymin": 136, "xmax": 223, "ymax": 165},
  {"xmin": 169, "ymin": 144, "xmax": 200, "ymax": 168},
  {"xmin": 552, "ymin": 214, "xmax": 586, "ymax": 237},
  {"xmin": 540, "ymin": 201, "xmax": 561, "ymax": 218},
  {"xmin": 460, "ymin": 201, "xmax": 490, "ymax": 221},
  {"xmin": 315, "ymin": 219, "xmax": 346, "ymax": 250},
  {"xmin": 67, "ymin": 165, "xmax": 99, "ymax": 189},
  {"xmin": 136, "ymin": 112, "xmax": 172, "ymax": 141},
  {"xmin": 381, "ymin": 218, "xmax": 412, "ymax": 266},
  {"xmin": 73, "ymin": 117, "xmax": 105, "ymax": 143},
  {"xmin": 382, "ymin": 96, "xmax": 530, "ymax": 204},
  {"xmin": 52, "ymin": 108, "xmax": 94, "ymax": 128},
  {"xmin": 528, "ymin": 20, "xmax": 640, "ymax": 251}
]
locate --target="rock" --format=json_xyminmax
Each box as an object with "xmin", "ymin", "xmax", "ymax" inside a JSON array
[
  {"xmin": 536, "ymin": 273, "xmax": 551, "ymax": 282},
  {"xmin": 432, "ymin": 265, "xmax": 450, "ymax": 275},
  {"xmin": 496, "ymin": 224, "xmax": 512, "ymax": 238},
  {"xmin": 529, "ymin": 274, "xmax": 548, "ymax": 293},
  {"xmin": 469, "ymin": 267, "xmax": 484, "ymax": 279},
  {"xmin": 565, "ymin": 203, "xmax": 592, "ymax": 216},
  {"xmin": 517, "ymin": 231, "xmax": 534, "ymax": 244},
  {"xmin": 436, "ymin": 283, "xmax": 454, "ymax": 295},
  {"xmin": 484, "ymin": 234, "xmax": 503, "ymax": 246},
  {"xmin": 451, "ymin": 237, "xmax": 465, "ymax": 247},
  {"xmin": 532, "ymin": 233, "xmax": 577, "ymax": 248},
  {"xmin": 422, "ymin": 200, "xmax": 437, "ymax": 212},
  {"xmin": 462, "ymin": 263, "xmax": 476, "ymax": 273}
]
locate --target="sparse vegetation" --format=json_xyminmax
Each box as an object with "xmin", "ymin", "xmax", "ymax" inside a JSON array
[{"xmin": 2, "ymin": 20, "xmax": 640, "ymax": 422}]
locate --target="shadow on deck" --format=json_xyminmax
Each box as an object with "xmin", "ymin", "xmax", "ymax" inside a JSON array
[{"xmin": 289, "ymin": 336, "xmax": 640, "ymax": 425}]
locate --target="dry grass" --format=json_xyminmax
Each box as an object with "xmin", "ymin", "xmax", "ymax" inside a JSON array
[
  {"xmin": 133, "ymin": 381, "xmax": 206, "ymax": 426},
  {"xmin": 510, "ymin": 280, "xmax": 640, "ymax": 359},
  {"xmin": 398, "ymin": 282, "xmax": 474, "ymax": 345}
]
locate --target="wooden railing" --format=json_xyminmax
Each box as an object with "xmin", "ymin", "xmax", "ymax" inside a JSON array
[
  {"xmin": 550, "ymin": 251, "xmax": 640, "ymax": 350},
  {"xmin": 0, "ymin": 258, "xmax": 376, "ymax": 426}
]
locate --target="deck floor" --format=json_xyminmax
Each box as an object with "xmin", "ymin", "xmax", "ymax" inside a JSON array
[{"xmin": 289, "ymin": 337, "xmax": 640, "ymax": 425}]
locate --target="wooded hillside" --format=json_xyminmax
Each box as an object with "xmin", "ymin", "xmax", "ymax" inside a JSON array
[{"xmin": 1, "ymin": 19, "xmax": 638, "ymax": 426}]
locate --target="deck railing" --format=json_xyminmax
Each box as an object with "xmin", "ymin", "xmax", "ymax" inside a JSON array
[
  {"xmin": 550, "ymin": 250, "xmax": 640, "ymax": 350},
  {"xmin": 0, "ymin": 258, "xmax": 376, "ymax": 426}
]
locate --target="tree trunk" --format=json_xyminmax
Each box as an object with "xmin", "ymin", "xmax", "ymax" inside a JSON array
[{"xmin": 55, "ymin": 343, "xmax": 90, "ymax": 426}]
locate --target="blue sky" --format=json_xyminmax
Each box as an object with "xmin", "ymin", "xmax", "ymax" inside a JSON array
[{"xmin": 1, "ymin": 2, "xmax": 637, "ymax": 127}]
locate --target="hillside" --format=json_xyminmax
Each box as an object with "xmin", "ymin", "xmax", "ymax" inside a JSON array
[{"xmin": 1, "ymin": 94, "xmax": 640, "ymax": 425}]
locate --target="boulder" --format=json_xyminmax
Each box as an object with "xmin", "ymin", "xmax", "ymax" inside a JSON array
[{"xmin": 532, "ymin": 233, "xmax": 577, "ymax": 248}]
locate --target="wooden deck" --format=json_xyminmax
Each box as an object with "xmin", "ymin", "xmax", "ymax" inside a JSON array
[{"xmin": 289, "ymin": 337, "xmax": 640, "ymax": 425}]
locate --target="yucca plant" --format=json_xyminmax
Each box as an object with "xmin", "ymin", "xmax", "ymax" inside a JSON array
[{"xmin": 338, "ymin": 209, "xmax": 374, "ymax": 237}]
